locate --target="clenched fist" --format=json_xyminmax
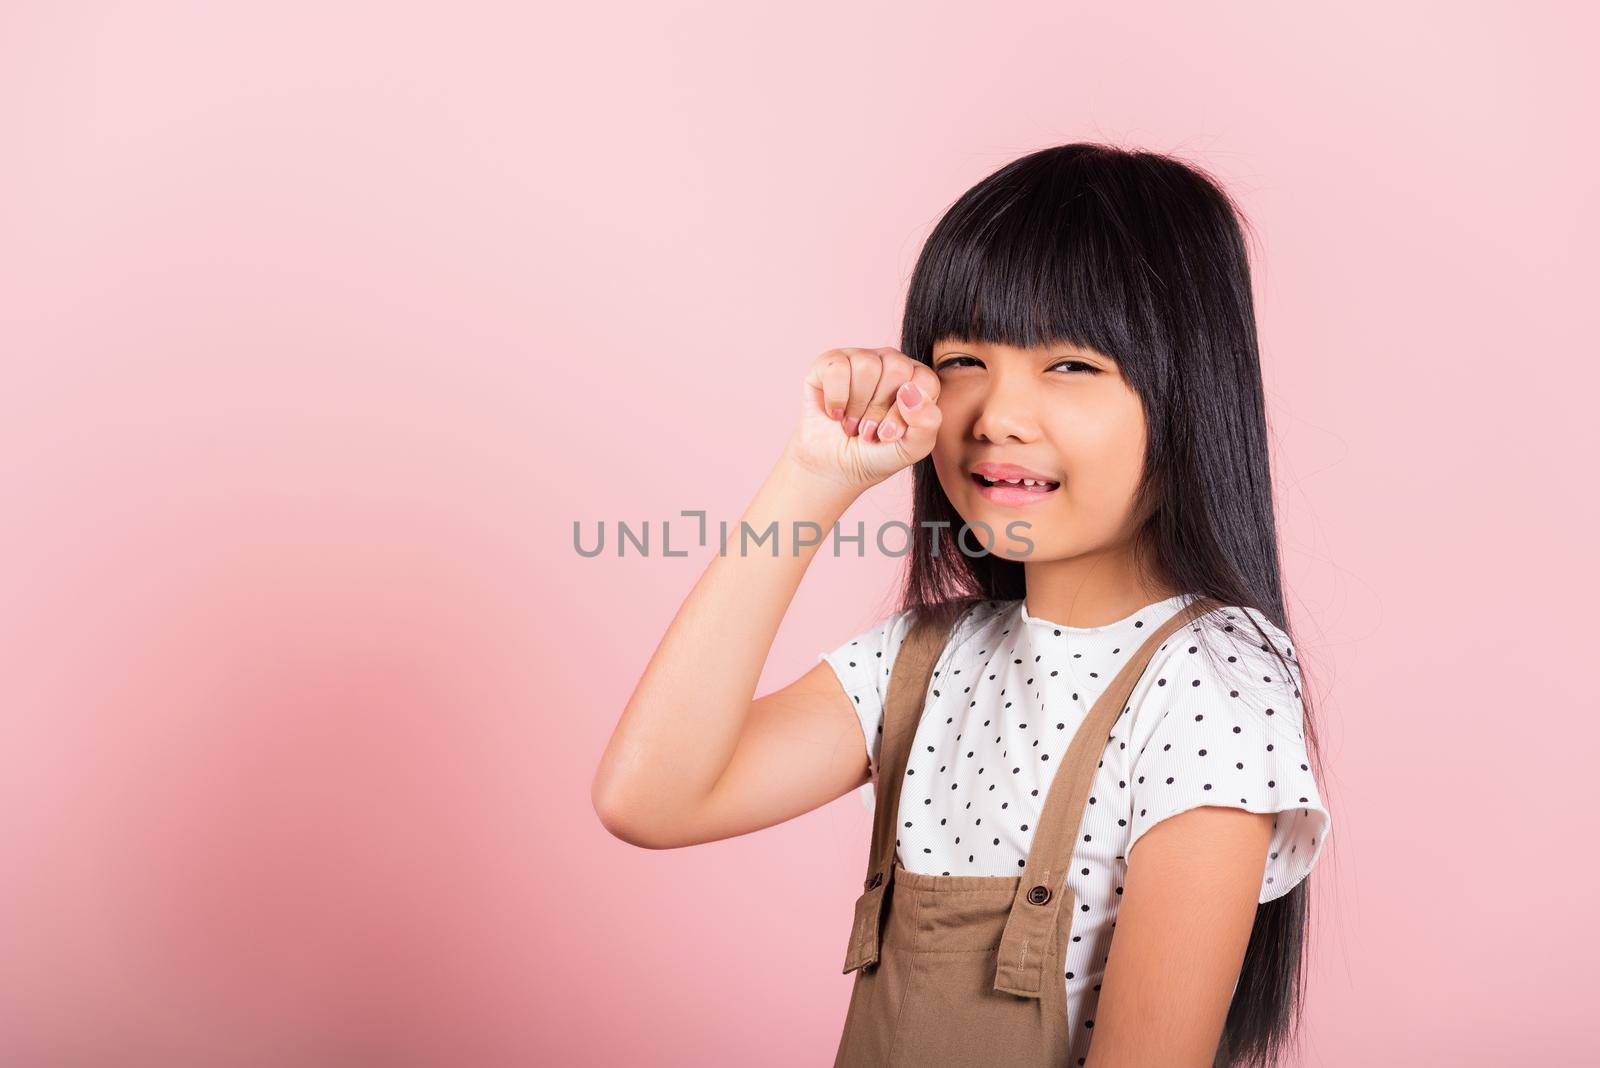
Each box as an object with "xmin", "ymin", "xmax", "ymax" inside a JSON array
[{"xmin": 785, "ymin": 347, "xmax": 943, "ymax": 494}]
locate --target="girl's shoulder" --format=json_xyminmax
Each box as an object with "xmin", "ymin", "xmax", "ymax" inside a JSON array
[
  {"xmin": 1131, "ymin": 599, "xmax": 1306, "ymax": 737},
  {"xmin": 817, "ymin": 597, "xmax": 1014, "ymax": 693},
  {"xmin": 1186, "ymin": 600, "xmax": 1294, "ymax": 646},
  {"xmin": 817, "ymin": 596, "xmax": 1015, "ymax": 784},
  {"xmin": 1172, "ymin": 601, "xmax": 1300, "ymax": 687},
  {"xmin": 923, "ymin": 597, "xmax": 1025, "ymax": 663}
]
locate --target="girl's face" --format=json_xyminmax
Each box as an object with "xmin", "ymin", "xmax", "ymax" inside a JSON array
[{"xmin": 929, "ymin": 337, "xmax": 1150, "ymax": 562}]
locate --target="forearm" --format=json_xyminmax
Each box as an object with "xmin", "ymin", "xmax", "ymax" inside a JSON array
[{"xmin": 590, "ymin": 450, "xmax": 858, "ymax": 833}]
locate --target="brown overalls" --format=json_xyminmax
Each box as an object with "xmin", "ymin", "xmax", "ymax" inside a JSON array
[{"xmin": 834, "ymin": 596, "xmax": 1226, "ymax": 1068}]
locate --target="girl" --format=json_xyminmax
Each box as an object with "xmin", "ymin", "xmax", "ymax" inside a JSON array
[{"xmin": 592, "ymin": 143, "xmax": 1332, "ymax": 1068}]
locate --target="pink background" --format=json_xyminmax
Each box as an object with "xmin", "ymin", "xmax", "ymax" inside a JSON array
[{"xmin": 3, "ymin": 3, "xmax": 1595, "ymax": 1065}]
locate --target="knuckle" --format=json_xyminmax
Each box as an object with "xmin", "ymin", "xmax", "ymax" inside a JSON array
[
  {"xmin": 848, "ymin": 353, "xmax": 883, "ymax": 387},
  {"xmin": 879, "ymin": 358, "xmax": 914, "ymax": 385}
]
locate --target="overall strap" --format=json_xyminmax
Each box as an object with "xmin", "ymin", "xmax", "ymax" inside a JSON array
[
  {"xmin": 991, "ymin": 595, "xmax": 1222, "ymax": 998},
  {"xmin": 840, "ymin": 602, "xmax": 963, "ymax": 974}
]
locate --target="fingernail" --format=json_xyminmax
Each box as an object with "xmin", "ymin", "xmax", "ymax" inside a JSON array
[
  {"xmin": 898, "ymin": 382, "xmax": 922, "ymax": 409},
  {"xmin": 860, "ymin": 419, "xmax": 878, "ymax": 441},
  {"xmin": 843, "ymin": 415, "xmax": 860, "ymax": 436},
  {"xmin": 829, "ymin": 406, "xmax": 844, "ymax": 420},
  {"xmin": 879, "ymin": 422, "xmax": 901, "ymax": 441}
]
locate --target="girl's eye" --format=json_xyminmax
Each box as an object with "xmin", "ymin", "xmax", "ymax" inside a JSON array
[
  {"xmin": 933, "ymin": 356, "xmax": 1102, "ymax": 374},
  {"xmin": 1049, "ymin": 360, "xmax": 1100, "ymax": 375}
]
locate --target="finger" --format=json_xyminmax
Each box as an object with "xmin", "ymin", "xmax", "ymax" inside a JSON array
[
  {"xmin": 907, "ymin": 361, "xmax": 940, "ymax": 409},
  {"xmin": 858, "ymin": 348, "xmax": 914, "ymax": 443},
  {"xmin": 896, "ymin": 378, "xmax": 942, "ymax": 450},
  {"xmin": 875, "ymin": 360, "xmax": 938, "ymax": 443},
  {"xmin": 877, "ymin": 379, "xmax": 939, "ymax": 444},
  {"xmin": 803, "ymin": 352, "xmax": 852, "ymax": 421},
  {"xmin": 837, "ymin": 348, "xmax": 885, "ymax": 437}
]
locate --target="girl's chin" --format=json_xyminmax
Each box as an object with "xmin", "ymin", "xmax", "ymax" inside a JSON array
[{"xmin": 953, "ymin": 507, "xmax": 1060, "ymax": 559}]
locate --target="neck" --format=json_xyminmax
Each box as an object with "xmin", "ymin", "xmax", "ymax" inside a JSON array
[{"xmin": 1021, "ymin": 552, "xmax": 1181, "ymax": 629}]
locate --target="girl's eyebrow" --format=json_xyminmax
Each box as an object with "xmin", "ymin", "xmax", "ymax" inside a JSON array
[{"xmin": 1049, "ymin": 345, "xmax": 1116, "ymax": 365}]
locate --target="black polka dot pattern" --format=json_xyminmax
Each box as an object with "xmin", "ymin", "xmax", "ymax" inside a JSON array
[{"xmin": 819, "ymin": 595, "xmax": 1330, "ymax": 1062}]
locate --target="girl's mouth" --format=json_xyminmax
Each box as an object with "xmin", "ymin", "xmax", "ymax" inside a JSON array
[{"xmin": 970, "ymin": 472, "xmax": 1061, "ymax": 506}]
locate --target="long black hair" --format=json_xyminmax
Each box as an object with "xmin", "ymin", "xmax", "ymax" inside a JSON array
[{"xmin": 891, "ymin": 143, "xmax": 1329, "ymax": 1067}]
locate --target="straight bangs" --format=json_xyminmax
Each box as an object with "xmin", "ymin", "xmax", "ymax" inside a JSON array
[{"xmin": 900, "ymin": 152, "xmax": 1164, "ymax": 373}]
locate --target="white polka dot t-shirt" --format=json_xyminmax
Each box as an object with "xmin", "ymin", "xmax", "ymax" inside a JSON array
[{"xmin": 818, "ymin": 593, "xmax": 1330, "ymax": 1054}]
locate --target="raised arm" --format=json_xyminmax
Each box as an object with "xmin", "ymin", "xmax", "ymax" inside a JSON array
[{"xmin": 589, "ymin": 347, "xmax": 942, "ymax": 849}]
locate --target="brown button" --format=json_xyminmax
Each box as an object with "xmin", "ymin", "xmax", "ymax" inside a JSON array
[
  {"xmin": 1027, "ymin": 884, "xmax": 1051, "ymax": 905},
  {"xmin": 866, "ymin": 872, "xmax": 883, "ymax": 890}
]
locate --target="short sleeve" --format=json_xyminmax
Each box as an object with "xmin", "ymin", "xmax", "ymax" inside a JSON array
[
  {"xmin": 817, "ymin": 607, "xmax": 919, "ymax": 784},
  {"xmin": 1124, "ymin": 607, "xmax": 1331, "ymax": 904}
]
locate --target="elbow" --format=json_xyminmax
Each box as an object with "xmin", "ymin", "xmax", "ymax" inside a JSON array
[
  {"xmin": 591, "ymin": 783, "xmax": 679, "ymax": 851},
  {"xmin": 591, "ymin": 762, "xmax": 640, "ymax": 844},
  {"xmin": 592, "ymin": 747, "xmax": 709, "ymax": 850},
  {"xmin": 595, "ymin": 807, "xmax": 680, "ymax": 851},
  {"xmin": 593, "ymin": 799, "xmax": 649, "ymax": 848},
  {"xmin": 591, "ymin": 776, "xmax": 640, "ymax": 845}
]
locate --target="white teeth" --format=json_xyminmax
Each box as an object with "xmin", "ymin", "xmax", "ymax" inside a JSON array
[{"xmin": 978, "ymin": 474, "xmax": 1058, "ymax": 487}]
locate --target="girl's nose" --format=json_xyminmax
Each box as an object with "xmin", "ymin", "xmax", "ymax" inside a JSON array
[{"xmin": 970, "ymin": 380, "xmax": 1040, "ymax": 443}]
